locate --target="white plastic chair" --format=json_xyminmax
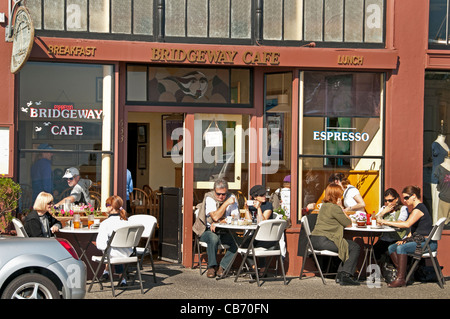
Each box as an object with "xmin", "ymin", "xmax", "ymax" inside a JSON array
[
  {"xmin": 192, "ymin": 209, "xmax": 230, "ymax": 275},
  {"xmin": 129, "ymin": 214, "xmax": 158, "ymax": 283},
  {"xmin": 234, "ymin": 219, "xmax": 288, "ymax": 287},
  {"xmin": 88, "ymin": 224, "xmax": 145, "ymax": 297},
  {"xmin": 405, "ymin": 217, "xmax": 447, "ymax": 288},
  {"xmin": 299, "ymin": 215, "xmax": 339, "ymax": 285},
  {"xmin": 12, "ymin": 218, "xmax": 28, "ymax": 237}
]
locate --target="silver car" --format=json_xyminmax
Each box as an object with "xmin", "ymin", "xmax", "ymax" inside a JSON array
[{"xmin": 0, "ymin": 236, "xmax": 86, "ymax": 299}]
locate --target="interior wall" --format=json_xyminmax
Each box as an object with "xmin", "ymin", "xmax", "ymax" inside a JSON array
[{"xmin": 127, "ymin": 112, "xmax": 182, "ymax": 190}]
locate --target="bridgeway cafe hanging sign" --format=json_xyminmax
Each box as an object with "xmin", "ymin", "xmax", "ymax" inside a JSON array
[{"xmin": 21, "ymin": 102, "xmax": 102, "ymax": 136}]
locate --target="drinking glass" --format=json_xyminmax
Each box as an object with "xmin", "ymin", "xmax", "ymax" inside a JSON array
[
  {"xmin": 73, "ymin": 213, "xmax": 81, "ymax": 229},
  {"xmin": 88, "ymin": 214, "xmax": 95, "ymax": 229}
]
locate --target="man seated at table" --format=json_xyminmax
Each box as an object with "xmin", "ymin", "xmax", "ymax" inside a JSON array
[
  {"xmin": 55, "ymin": 167, "xmax": 92, "ymax": 207},
  {"xmin": 193, "ymin": 178, "xmax": 239, "ymax": 278}
]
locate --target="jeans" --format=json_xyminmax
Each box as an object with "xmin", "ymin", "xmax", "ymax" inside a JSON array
[
  {"xmin": 310, "ymin": 235, "xmax": 360, "ymax": 275},
  {"xmin": 199, "ymin": 229, "xmax": 237, "ymax": 269},
  {"xmin": 388, "ymin": 240, "xmax": 437, "ymax": 255}
]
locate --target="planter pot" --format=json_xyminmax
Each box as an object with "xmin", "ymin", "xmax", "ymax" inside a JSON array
[{"xmin": 356, "ymin": 220, "xmax": 367, "ymax": 227}]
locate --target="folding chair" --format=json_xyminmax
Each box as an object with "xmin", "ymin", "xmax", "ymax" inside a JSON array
[
  {"xmin": 129, "ymin": 214, "xmax": 157, "ymax": 283},
  {"xmin": 234, "ymin": 219, "xmax": 288, "ymax": 287},
  {"xmin": 12, "ymin": 218, "xmax": 28, "ymax": 237},
  {"xmin": 88, "ymin": 224, "xmax": 145, "ymax": 297},
  {"xmin": 405, "ymin": 217, "xmax": 447, "ymax": 288},
  {"xmin": 192, "ymin": 209, "xmax": 230, "ymax": 275},
  {"xmin": 300, "ymin": 215, "xmax": 339, "ymax": 285}
]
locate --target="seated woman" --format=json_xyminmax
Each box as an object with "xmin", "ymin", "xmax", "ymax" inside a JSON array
[
  {"xmin": 24, "ymin": 192, "xmax": 62, "ymax": 237},
  {"xmin": 243, "ymin": 185, "xmax": 275, "ymax": 276},
  {"xmin": 378, "ymin": 185, "xmax": 434, "ymax": 288},
  {"xmin": 310, "ymin": 183, "xmax": 361, "ymax": 286},
  {"xmin": 373, "ymin": 188, "xmax": 409, "ymax": 263},
  {"xmin": 95, "ymin": 195, "xmax": 131, "ymax": 286}
]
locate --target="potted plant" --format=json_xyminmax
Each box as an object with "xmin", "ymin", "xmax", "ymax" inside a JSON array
[
  {"xmin": 354, "ymin": 211, "xmax": 367, "ymax": 227},
  {"xmin": 0, "ymin": 175, "xmax": 22, "ymax": 234}
]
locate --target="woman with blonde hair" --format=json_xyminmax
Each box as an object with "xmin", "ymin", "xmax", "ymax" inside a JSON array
[
  {"xmin": 95, "ymin": 195, "xmax": 131, "ymax": 286},
  {"xmin": 24, "ymin": 191, "xmax": 62, "ymax": 237},
  {"xmin": 310, "ymin": 183, "xmax": 361, "ymax": 285}
]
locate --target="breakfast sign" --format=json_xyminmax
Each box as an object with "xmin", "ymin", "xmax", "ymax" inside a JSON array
[{"xmin": 21, "ymin": 101, "xmax": 102, "ymax": 136}]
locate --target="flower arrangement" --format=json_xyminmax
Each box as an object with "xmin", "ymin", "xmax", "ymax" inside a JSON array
[
  {"xmin": 51, "ymin": 203, "xmax": 100, "ymax": 217},
  {"xmin": 353, "ymin": 212, "xmax": 367, "ymax": 222},
  {"xmin": 80, "ymin": 203, "xmax": 101, "ymax": 216},
  {"xmin": 274, "ymin": 207, "xmax": 288, "ymax": 220}
]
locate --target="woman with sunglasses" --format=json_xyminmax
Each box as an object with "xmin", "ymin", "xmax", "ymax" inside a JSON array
[
  {"xmin": 24, "ymin": 191, "xmax": 62, "ymax": 237},
  {"xmin": 373, "ymin": 188, "xmax": 409, "ymax": 263},
  {"xmin": 378, "ymin": 186, "xmax": 434, "ymax": 287}
]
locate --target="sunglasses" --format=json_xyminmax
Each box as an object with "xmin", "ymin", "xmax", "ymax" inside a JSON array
[
  {"xmin": 384, "ymin": 198, "xmax": 395, "ymax": 203},
  {"xmin": 66, "ymin": 177, "xmax": 74, "ymax": 181},
  {"xmin": 403, "ymin": 195, "xmax": 412, "ymax": 201},
  {"xmin": 215, "ymin": 192, "xmax": 227, "ymax": 196},
  {"xmin": 105, "ymin": 203, "xmax": 111, "ymax": 207},
  {"xmin": 47, "ymin": 201, "xmax": 54, "ymax": 206}
]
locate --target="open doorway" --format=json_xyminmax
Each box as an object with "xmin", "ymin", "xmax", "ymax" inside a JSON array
[{"xmin": 127, "ymin": 112, "xmax": 184, "ymax": 262}]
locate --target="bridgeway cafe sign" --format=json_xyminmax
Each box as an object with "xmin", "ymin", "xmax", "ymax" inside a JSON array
[{"xmin": 21, "ymin": 102, "xmax": 102, "ymax": 136}]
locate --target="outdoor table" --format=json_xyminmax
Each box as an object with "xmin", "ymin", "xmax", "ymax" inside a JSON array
[
  {"xmin": 213, "ymin": 222, "xmax": 258, "ymax": 280},
  {"xmin": 344, "ymin": 225, "xmax": 395, "ymax": 280},
  {"xmin": 59, "ymin": 226, "xmax": 100, "ymax": 279}
]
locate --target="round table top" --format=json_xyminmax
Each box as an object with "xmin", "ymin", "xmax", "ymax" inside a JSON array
[
  {"xmin": 345, "ymin": 225, "xmax": 396, "ymax": 232},
  {"xmin": 213, "ymin": 222, "xmax": 258, "ymax": 230},
  {"xmin": 59, "ymin": 226, "xmax": 100, "ymax": 234}
]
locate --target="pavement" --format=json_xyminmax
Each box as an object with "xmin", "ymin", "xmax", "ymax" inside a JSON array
[{"xmin": 83, "ymin": 259, "xmax": 450, "ymax": 315}]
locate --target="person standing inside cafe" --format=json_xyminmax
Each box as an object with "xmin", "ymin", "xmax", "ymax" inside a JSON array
[
  {"xmin": 192, "ymin": 178, "xmax": 239, "ymax": 278},
  {"xmin": 378, "ymin": 186, "xmax": 434, "ymax": 288},
  {"xmin": 55, "ymin": 167, "xmax": 92, "ymax": 207},
  {"xmin": 24, "ymin": 192, "xmax": 62, "ymax": 238},
  {"xmin": 310, "ymin": 183, "xmax": 361, "ymax": 286}
]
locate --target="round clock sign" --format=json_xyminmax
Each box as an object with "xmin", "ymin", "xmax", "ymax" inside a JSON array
[{"xmin": 10, "ymin": 6, "xmax": 34, "ymax": 74}]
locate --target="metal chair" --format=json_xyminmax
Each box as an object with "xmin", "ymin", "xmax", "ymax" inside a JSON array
[
  {"xmin": 234, "ymin": 219, "xmax": 288, "ymax": 287},
  {"xmin": 192, "ymin": 208, "xmax": 230, "ymax": 275},
  {"xmin": 88, "ymin": 224, "xmax": 145, "ymax": 297},
  {"xmin": 128, "ymin": 214, "xmax": 157, "ymax": 283},
  {"xmin": 299, "ymin": 215, "xmax": 339, "ymax": 285},
  {"xmin": 12, "ymin": 218, "xmax": 28, "ymax": 237},
  {"xmin": 405, "ymin": 217, "xmax": 447, "ymax": 288}
]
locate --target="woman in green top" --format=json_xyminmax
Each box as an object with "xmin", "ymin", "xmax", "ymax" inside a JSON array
[{"xmin": 310, "ymin": 183, "xmax": 361, "ymax": 286}]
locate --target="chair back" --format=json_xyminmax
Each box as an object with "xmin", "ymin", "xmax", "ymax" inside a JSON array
[
  {"xmin": 254, "ymin": 219, "xmax": 287, "ymax": 242},
  {"xmin": 129, "ymin": 214, "xmax": 157, "ymax": 238},
  {"xmin": 431, "ymin": 217, "xmax": 447, "ymax": 241},
  {"xmin": 110, "ymin": 224, "xmax": 144, "ymax": 249},
  {"xmin": 301, "ymin": 215, "xmax": 312, "ymax": 237},
  {"xmin": 12, "ymin": 218, "xmax": 28, "ymax": 238},
  {"xmin": 130, "ymin": 188, "xmax": 150, "ymax": 214}
]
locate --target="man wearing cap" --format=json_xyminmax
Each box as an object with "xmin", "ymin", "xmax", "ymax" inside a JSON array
[
  {"xmin": 31, "ymin": 144, "xmax": 54, "ymax": 202},
  {"xmin": 55, "ymin": 167, "xmax": 92, "ymax": 207},
  {"xmin": 192, "ymin": 178, "xmax": 239, "ymax": 278}
]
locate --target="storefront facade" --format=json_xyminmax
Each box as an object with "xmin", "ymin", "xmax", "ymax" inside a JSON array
[{"xmin": 2, "ymin": 0, "xmax": 450, "ymax": 277}]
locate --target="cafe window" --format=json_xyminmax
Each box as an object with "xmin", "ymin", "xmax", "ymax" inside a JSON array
[
  {"xmin": 126, "ymin": 65, "xmax": 251, "ymax": 106},
  {"xmin": 17, "ymin": 62, "xmax": 114, "ymax": 213},
  {"xmin": 299, "ymin": 71, "xmax": 384, "ymax": 217},
  {"xmin": 423, "ymin": 71, "xmax": 450, "ymax": 221}
]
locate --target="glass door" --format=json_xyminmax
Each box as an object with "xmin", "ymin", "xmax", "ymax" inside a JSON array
[{"xmin": 193, "ymin": 114, "xmax": 243, "ymax": 190}]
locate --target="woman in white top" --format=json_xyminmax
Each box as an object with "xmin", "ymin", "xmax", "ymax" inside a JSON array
[
  {"xmin": 329, "ymin": 173, "xmax": 366, "ymax": 213},
  {"xmin": 95, "ymin": 195, "xmax": 130, "ymax": 285}
]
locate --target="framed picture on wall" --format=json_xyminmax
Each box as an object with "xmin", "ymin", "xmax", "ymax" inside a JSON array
[
  {"xmin": 137, "ymin": 125, "xmax": 147, "ymax": 143},
  {"xmin": 138, "ymin": 145, "xmax": 147, "ymax": 170},
  {"xmin": 162, "ymin": 114, "xmax": 183, "ymax": 158}
]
